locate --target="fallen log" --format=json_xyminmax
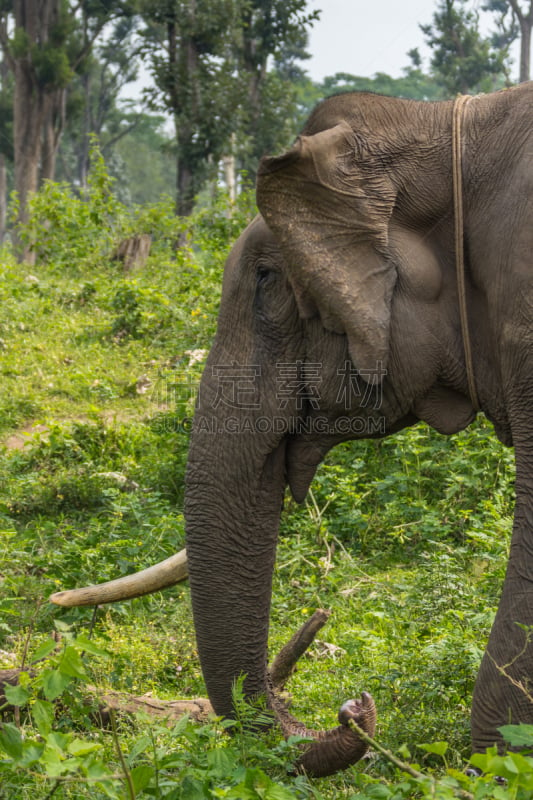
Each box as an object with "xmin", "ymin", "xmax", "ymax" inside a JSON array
[{"xmin": 95, "ymin": 691, "xmax": 213, "ymax": 725}]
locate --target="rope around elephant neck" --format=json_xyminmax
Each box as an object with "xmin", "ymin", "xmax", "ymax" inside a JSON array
[{"xmin": 452, "ymin": 94, "xmax": 480, "ymax": 412}]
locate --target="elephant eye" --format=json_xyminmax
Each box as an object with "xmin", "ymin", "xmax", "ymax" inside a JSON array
[{"xmin": 256, "ymin": 264, "xmax": 277, "ymax": 288}]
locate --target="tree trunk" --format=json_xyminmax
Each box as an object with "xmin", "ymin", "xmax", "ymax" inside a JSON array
[
  {"xmin": 13, "ymin": 59, "xmax": 43, "ymax": 262},
  {"xmin": 40, "ymin": 88, "xmax": 66, "ymax": 183},
  {"xmin": 176, "ymin": 153, "xmax": 195, "ymax": 217},
  {"xmin": 12, "ymin": 0, "xmax": 59, "ymax": 260},
  {"xmin": 222, "ymin": 153, "xmax": 236, "ymax": 203},
  {"xmin": 509, "ymin": 0, "xmax": 533, "ymax": 82},
  {"xmin": 112, "ymin": 234, "xmax": 152, "ymax": 272},
  {"xmin": 518, "ymin": 13, "xmax": 532, "ymax": 81},
  {"xmin": 0, "ymin": 154, "xmax": 6, "ymax": 244}
]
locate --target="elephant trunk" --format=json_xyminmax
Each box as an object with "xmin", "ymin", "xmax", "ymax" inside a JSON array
[
  {"xmin": 185, "ymin": 423, "xmax": 287, "ymax": 717},
  {"xmin": 185, "ymin": 414, "xmax": 376, "ymax": 776}
]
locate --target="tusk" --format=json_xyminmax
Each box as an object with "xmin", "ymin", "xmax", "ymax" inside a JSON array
[{"xmin": 49, "ymin": 549, "xmax": 188, "ymax": 607}]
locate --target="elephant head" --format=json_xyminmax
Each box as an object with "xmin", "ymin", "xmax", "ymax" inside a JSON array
[{"xmin": 51, "ymin": 82, "xmax": 533, "ymax": 774}]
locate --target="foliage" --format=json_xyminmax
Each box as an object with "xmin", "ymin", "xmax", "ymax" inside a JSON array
[
  {"xmin": 0, "ymin": 641, "xmax": 313, "ymax": 798},
  {"xmin": 483, "ymin": 0, "xmax": 533, "ymax": 83},
  {"xmin": 421, "ymin": 0, "xmax": 510, "ymax": 94},
  {"xmin": 139, "ymin": 0, "xmax": 319, "ymax": 212},
  {"xmin": 110, "ymin": 115, "xmax": 177, "ymax": 206},
  {"xmin": 320, "ymin": 66, "xmax": 444, "ymax": 102},
  {"xmin": 2, "ymin": 0, "xmax": 136, "ymax": 238},
  {"xmin": 0, "ymin": 153, "xmax": 528, "ymax": 798},
  {"xmin": 56, "ymin": 16, "xmax": 147, "ymax": 192},
  {"xmin": 140, "ymin": 0, "xmax": 243, "ymax": 215},
  {"xmin": 234, "ymin": 0, "xmax": 320, "ymax": 180},
  {"xmin": 14, "ymin": 139, "xmax": 187, "ymax": 267}
]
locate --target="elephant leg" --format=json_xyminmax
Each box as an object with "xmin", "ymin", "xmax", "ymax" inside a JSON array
[{"xmin": 471, "ymin": 435, "xmax": 533, "ymax": 752}]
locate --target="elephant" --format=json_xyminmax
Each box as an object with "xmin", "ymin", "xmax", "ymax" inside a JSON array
[{"xmin": 51, "ymin": 82, "xmax": 533, "ymax": 777}]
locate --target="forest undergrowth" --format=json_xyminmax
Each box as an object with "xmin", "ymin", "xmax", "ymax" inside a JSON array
[{"xmin": 0, "ymin": 152, "xmax": 531, "ymax": 798}]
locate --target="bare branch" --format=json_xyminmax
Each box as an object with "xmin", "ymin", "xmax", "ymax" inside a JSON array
[{"xmin": 269, "ymin": 608, "xmax": 330, "ymax": 689}]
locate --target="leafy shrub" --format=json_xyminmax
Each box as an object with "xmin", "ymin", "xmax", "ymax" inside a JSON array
[{"xmin": 14, "ymin": 143, "xmax": 121, "ymax": 267}]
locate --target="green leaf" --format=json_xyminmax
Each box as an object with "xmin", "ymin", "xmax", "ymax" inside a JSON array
[
  {"xmin": 264, "ymin": 785, "xmax": 299, "ymax": 800},
  {"xmin": 42, "ymin": 667, "xmax": 71, "ymax": 701},
  {"xmin": 469, "ymin": 752, "xmax": 490, "ymax": 772},
  {"xmin": 226, "ymin": 785, "xmax": 255, "ymax": 800},
  {"xmin": 32, "ymin": 637, "xmax": 60, "ymax": 662},
  {"xmin": 471, "ymin": 749, "xmax": 533, "ymax": 782},
  {"xmin": 4, "ymin": 681, "xmax": 30, "ymax": 707},
  {"xmin": 19, "ymin": 742, "xmax": 45, "ymax": 767},
  {"xmin": 417, "ymin": 741, "xmax": 448, "ymax": 757},
  {"xmin": 67, "ymin": 737, "xmax": 102, "ymax": 756},
  {"xmin": 59, "ymin": 645, "xmax": 87, "ymax": 679},
  {"xmin": 45, "ymin": 730, "xmax": 70, "ymax": 752},
  {"xmin": 127, "ymin": 733, "xmax": 152, "ymax": 763},
  {"xmin": 0, "ymin": 722, "xmax": 23, "ymax": 759},
  {"xmin": 207, "ymin": 747, "xmax": 236, "ymax": 778},
  {"xmin": 397, "ymin": 743, "xmax": 411, "ymax": 760},
  {"xmin": 54, "ymin": 619, "xmax": 74, "ymax": 633},
  {"xmin": 131, "ymin": 764, "xmax": 155, "ymax": 793},
  {"xmin": 499, "ymin": 723, "xmax": 533, "ymax": 748},
  {"xmin": 73, "ymin": 634, "xmax": 110, "ymax": 658},
  {"xmin": 41, "ymin": 745, "xmax": 67, "ymax": 777},
  {"xmin": 180, "ymin": 775, "xmax": 210, "ymax": 799},
  {"xmin": 171, "ymin": 714, "xmax": 191, "ymax": 736},
  {"xmin": 228, "ymin": 768, "xmax": 298, "ymax": 800},
  {"xmin": 356, "ymin": 786, "xmax": 392, "ymax": 799},
  {"xmin": 32, "ymin": 698, "xmax": 54, "ymax": 736}
]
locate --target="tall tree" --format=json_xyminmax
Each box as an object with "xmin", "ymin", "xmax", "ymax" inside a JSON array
[
  {"xmin": 141, "ymin": 0, "xmax": 318, "ymax": 215},
  {"xmin": 421, "ymin": 0, "xmax": 509, "ymax": 95},
  {"xmin": 141, "ymin": 0, "xmax": 241, "ymax": 217},
  {"xmin": 510, "ymin": 0, "xmax": 533, "ymax": 79},
  {"xmin": 484, "ymin": 0, "xmax": 533, "ymax": 81},
  {"xmin": 0, "ymin": 0, "xmax": 131, "ymax": 258},
  {"xmin": 236, "ymin": 0, "xmax": 318, "ymax": 180},
  {"xmin": 318, "ymin": 65, "xmax": 443, "ymax": 104},
  {"xmin": 68, "ymin": 17, "xmax": 141, "ymax": 188},
  {"xmin": 0, "ymin": 13, "xmax": 13, "ymax": 243},
  {"xmin": 1, "ymin": 0, "xmax": 73, "ymax": 233}
]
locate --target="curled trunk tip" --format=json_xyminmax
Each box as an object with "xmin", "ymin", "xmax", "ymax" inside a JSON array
[
  {"xmin": 297, "ymin": 691, "xmax": 377, "ymax": 777},
  {"xmin": 270, "ymin": 686, "xmax": 377, "ymax": 777}
]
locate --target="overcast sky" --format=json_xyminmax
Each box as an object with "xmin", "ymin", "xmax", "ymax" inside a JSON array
[
  {"xmin": 304, "ymin": 0, "xmax": 516, "ymax": 82},
  {"xmin": 305, "ymin": 0, "xmax": 434, "ymax": 80}
]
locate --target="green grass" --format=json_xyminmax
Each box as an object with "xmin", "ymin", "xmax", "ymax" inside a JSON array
[{"xmin": 0, "ymin": 165, "xmax": 528, "ymax": 798}]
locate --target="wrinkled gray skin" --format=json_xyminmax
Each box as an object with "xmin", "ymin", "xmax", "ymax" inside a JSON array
[{"xmin": 185, "ymin": 83, "xmax": 533, "ymax": 771}]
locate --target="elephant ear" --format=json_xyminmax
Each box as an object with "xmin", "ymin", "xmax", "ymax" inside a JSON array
[{"xmin": 257, "ymin": 121, "xmax": 396, "ymax": 380}]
